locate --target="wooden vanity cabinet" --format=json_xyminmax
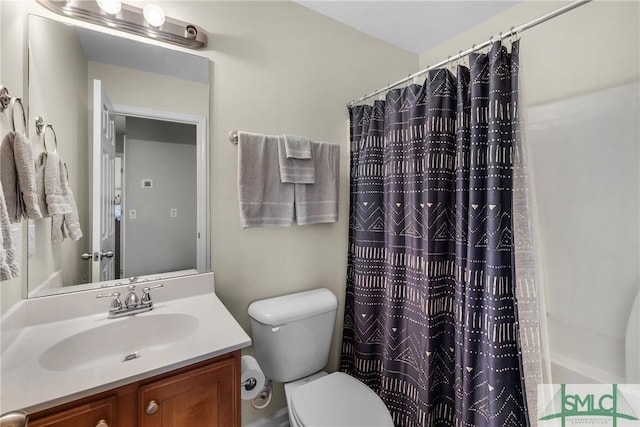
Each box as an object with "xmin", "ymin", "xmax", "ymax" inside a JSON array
[
  {"xmin": 27, "ymin": 396, "xmax": 116, "ymax": 427},
  {"xmin": 27, "ymin": 351, "xmax": 241, "ymax": 427}
]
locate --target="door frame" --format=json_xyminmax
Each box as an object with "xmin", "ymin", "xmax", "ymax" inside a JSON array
[{"xmin": 110, "ymin": 103, "xmax": 209, "ymax": 276}]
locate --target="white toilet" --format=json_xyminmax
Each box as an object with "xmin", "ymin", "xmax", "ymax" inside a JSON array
[{"xmin": 248, "ymin": 288, "xmax": 394, "ymax": 427}]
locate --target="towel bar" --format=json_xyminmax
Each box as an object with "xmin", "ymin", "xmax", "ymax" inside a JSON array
[
  {"xmin": 0, "ymin": 85, "xmax": 27, "ymax": 133},
  {"xmin": 229, "ymin": 130, "xmax": 238, "ymax": 144}
]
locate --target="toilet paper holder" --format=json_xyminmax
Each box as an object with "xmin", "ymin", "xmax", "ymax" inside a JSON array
[{"xmin": 242, "ymin": 377, "xmax": 258, "ymax": 392}]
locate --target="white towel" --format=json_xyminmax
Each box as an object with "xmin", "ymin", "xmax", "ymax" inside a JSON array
[
  {"xmin": 0, "ymin": 180, "xmax": 19, "ymax": 281},
  {"xmin": 277, "ymin": 136, "xmax": 315, "ymax": 184},
  {"xmin": 283, "ymin": 134, "xmax": 311, "ymax": 159},
  {"xmin": 294, "ymin": 141, "xmax": 339, "ymax": 225},
  {"xmin": 0, "ymin": 131, "xmax": 43, "ymax": 222},
  {"xmin": 238, "ymin": 131, "xmax": 294, "ymax": 228}
]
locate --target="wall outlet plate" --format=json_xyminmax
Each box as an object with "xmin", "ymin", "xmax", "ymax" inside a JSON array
[{"xmin": 141, "ymin": 179, "xmax": 153, "ymax": 189}]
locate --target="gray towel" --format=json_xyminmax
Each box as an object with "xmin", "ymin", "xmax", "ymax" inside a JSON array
[
  {"xmin": 277, "ymin": 136, "xmax": 315, "ymax": 184},
  {"xmin": 0, "ymin": 180, "xmax": 19, "ymax": 281},
  {"xmin": 52, "ymin": 185, "xmax": 83, "ymax": 243},
  {"xmin": 283, "ymin": 134, "xmax": 311, "ymax": 159},
  {"xmin": 238, "ymin": 131, "xmax": 294, "ymax": 228},
  {"xmin": 35, "ymin": 152, "xmax": 50, "ymax": 217},
  {"xmin": 294, "ymin": 141, "xmax": 340, "ymax": 225},
  {"xmin": 0, "ymin": 131, "xmax": 43, "ymax": 222},
  {"xmin": 44, "ymin": 151, "xmax": 71, "ymax": 215}
]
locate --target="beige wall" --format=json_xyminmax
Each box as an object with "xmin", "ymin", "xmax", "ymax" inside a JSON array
[
  {"xmin": 418, "ymin": 0, "xmax": 639, "ymax": 107},
  {"xmin": 1, "ymin": 0, "xmax": 418, "ymax": 423},
  {"xmin": 87, "ymin": 61, "xmax": 209, "ymax": 117}
]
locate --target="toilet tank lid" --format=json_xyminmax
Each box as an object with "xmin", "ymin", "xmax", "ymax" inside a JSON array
[{"xmin": 248, "ymin": 288, "xmax": 338, "ymax": 325}]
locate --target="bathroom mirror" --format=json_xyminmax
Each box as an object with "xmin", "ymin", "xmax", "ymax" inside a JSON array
[{"xmin": 26, "ymin": 15, "xmax": 210, "ymax": 297}]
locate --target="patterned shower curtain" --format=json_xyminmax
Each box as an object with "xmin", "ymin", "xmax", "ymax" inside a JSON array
[{"xmin": 341, "ymin": 41, "xmax": 531, "ymax": 426}]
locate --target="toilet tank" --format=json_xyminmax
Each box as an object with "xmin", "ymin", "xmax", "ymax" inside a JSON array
[{"xmin": 248, "ymin": 288, "xmax": 338, "ymax": 383}]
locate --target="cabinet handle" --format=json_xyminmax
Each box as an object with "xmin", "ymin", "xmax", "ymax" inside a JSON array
[
  {"xmin": 146, "ymin": 400, "xmax": 159, "ymax": 415},
  {"xmin": 96, "ymin": 420, "xmax": 109, "ymax": 427}
]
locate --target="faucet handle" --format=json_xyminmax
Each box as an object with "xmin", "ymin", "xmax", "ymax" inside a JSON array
[
  {"xmin": 141, "ymin": 284, "xmax": 164, "ymax": 306},
  {"xmin": 97, "ymin": 292, "xmax": 123, "ymax": 312},
  {"xmin": 125, "ymin": 285, "xmax": 139, "ymax": 308}
]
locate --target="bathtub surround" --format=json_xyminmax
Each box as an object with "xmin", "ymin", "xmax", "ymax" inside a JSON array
[{"xmin": 342, "ymin": 41, "xmax": 532, "ymax": 426}]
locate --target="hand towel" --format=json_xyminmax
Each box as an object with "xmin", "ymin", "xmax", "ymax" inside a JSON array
[
  {"xmin": 0, "ymin": 180, "xmax": 19, "ymax": 281},
  {"xmin": 238, "ymin": 131, "xmax": 294, "ymax": 228},
  {"xmin": 0, "ymin": 131, "xmax": 43, "ymax": 222},
  {"xmin": 44, "ymin": 151, "xmax": 71, "ymax": 215},
  {"xmin": 277, "ymin": 136, "xmax": 316, "ymax": 184},
  {"xmin": 294, "ymin": 141, "xmax": 340, "ymax": 225},
  {"xmin": 283, "ymin": 134, "xmax": 311, "ymax": 159},
  {"xmin": 51, "ymin": 184, "xmax": 82, "ymax": 243},
  {"xmin": 35, "ymin": 152, "xmax": 50, "ymax": 217}
]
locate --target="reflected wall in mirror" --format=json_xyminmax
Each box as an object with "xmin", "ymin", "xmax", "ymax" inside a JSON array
[{"xmin": 27, "ymin": 15, "xmax": 210, "ymax": 297}]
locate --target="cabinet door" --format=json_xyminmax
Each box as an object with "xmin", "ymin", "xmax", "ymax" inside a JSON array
[
  {"xmin": 28, "ymin": 396, "xmax": 116, "ymax": 427},
  {"xmin": 138, "ymin": 357, "xmax": 238, "ymax": 427}
]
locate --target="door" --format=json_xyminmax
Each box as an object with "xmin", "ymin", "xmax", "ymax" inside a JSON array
[{"xmin": 91, "ymin": 79, "xmax": 116, "ymax": 282}]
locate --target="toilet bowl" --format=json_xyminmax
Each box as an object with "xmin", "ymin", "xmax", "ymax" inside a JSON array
[
  {"xmin": 248, "ymin": 289, "xmax": 394, "ymax": 427},
  {"xmin": 285, "ymin": 371, "xmax": 393, "ymax": 427}
]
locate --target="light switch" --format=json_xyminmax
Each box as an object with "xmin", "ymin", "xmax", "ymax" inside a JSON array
[{"xmin": 129, "ymin": 209, "xmax": 137, "ymax": 219}]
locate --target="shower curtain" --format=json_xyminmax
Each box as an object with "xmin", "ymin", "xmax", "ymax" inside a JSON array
[{"xmin": 340, "ymin": 40, "xmax": 535, "ymax": 426}]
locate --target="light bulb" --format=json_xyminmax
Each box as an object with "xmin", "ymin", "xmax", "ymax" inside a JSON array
[
  {"xmin": 143, "ymin": 4, "xmax": 166, "ymax": 28},
  {"xmin": 96, "ymin": 0, "xmax": 122, "ymax": 15}
]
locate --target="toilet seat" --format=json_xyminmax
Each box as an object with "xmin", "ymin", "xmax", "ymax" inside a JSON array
[{"xmin": 290, "ymin": 372, "xmax": 394, "ymax": 427}]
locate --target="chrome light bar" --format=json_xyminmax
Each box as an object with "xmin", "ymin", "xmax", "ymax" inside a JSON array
[{"xmin": 37, "ymin": 0, "xmax": 208, "ymax": 49}]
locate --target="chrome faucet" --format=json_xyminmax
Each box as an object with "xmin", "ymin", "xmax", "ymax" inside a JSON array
[
  {"xmin": 124, "ymin": 284, "xmax": 139, "ymax": 308},
  {"xmin": 97, "ymin": 284, "xmax": 163, "ymax": 319}
]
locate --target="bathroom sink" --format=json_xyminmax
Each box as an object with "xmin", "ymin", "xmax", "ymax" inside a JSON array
[{"xmin": 39, "ymin": 313, "xmax": 199, "ymax": 371}]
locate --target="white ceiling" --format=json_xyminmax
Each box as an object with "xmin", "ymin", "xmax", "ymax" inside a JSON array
[{"xmin": 295, "ymin": 1, "xmax": 520, "ymax": 54}]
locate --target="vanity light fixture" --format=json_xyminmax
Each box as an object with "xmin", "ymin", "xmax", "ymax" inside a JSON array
[
  {"xmin": 96, "ymin": 0, "xmax": 121, "ymax": 15},
  {"xmin": 37, "ymin": 0, "xmax": 207, "ymax": 49},
  {"xmin": 143, "ymin": 4, "xmax": 165, "ymax": 28}
]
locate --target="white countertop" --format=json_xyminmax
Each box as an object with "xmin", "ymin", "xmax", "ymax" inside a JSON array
[{"xmin": 0, "ymin": 273, "xmax": 251, "ymax": 414}]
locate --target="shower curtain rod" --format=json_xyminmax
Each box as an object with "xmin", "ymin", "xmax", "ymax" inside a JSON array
[{"xmin": 347, "ymin": 0, "xmax": 592, "ymax": 108}]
